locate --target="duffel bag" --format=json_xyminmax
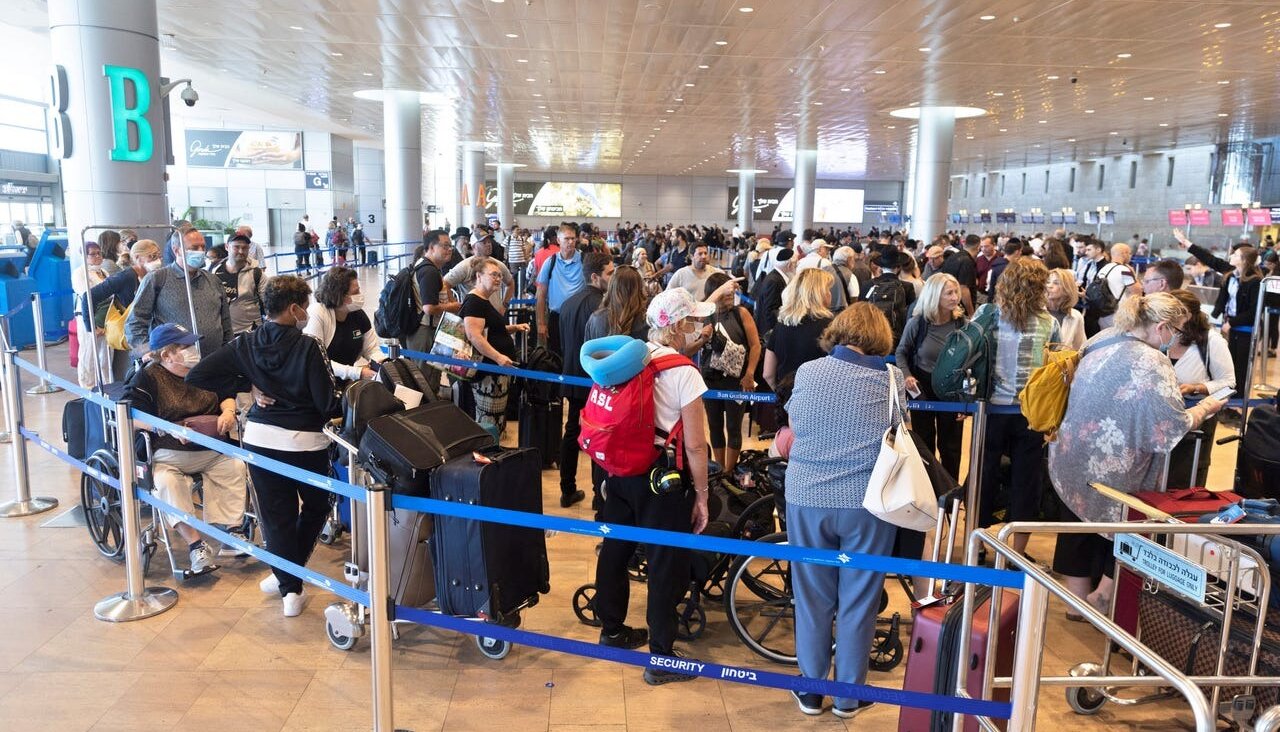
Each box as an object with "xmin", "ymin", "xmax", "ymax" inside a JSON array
[{"xmin": 357, "ymin": 401, "xmax": 495, "ymax": 495}]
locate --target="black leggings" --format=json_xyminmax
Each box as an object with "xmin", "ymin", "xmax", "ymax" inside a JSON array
[
  {"xmin": 244, "ymin": 443, "xmax": 332, "ymax": 596},
  {"xmin": 911, "ymin": 370, "xmax": 964, "ymax": 480},
  {"xmin": 704, "ymin": 378, "xmax": 745, "ymax": 451},
  {"xmin": 1228, "ymin": 327, "xmax": 1253, "ymax": 393},
  {"xmin": 979, "ymin": 412, "xmax": 1046, "ymax": 527}
]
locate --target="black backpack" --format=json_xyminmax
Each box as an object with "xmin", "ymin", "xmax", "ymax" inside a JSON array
[
  {"xmin": 374, "ymin": 262, "xmax": 423, "ymax": 340},
  {"xmin": 864, "ymin": 279, "xmax": 907, "ymax": 338},
  {"xmin": 1083, "ymin": 262, "xmax": 1124, "ymax": 318}
]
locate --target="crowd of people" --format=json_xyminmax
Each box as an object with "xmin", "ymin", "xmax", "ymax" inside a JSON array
[{"xmin": 63, "ymin": 215, "xmax": 1276, "ymax": 712}]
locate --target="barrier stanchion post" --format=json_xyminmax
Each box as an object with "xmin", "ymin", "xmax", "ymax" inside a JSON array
[
  {"xmin": 366, "ymin": 482, "xmax": 395, "ymax": 731},
  {"xmin": 385, "ymin": 340, "xmax": 401, "ymax": 361},
  {"xmin": 964, "ymin": 400, "xmax": 987, "ymax": 539},
  {"xmin": 94, "ymin": 399, "xmax": 178, "ymax": 621},
  {"xmin": 0, "ymin": 315, "xmax": 12, "ymax": 443},
  {"xmin": 1004, "ymin": 574, "xmax": 1049, "ymax": 731},
  {"xmin": 0, "ymin": 348, "xmax": 58, "ymax": 517},
  {"xmin": 25, "ymin": 293, "xmax": 62, "ymax": 395}
]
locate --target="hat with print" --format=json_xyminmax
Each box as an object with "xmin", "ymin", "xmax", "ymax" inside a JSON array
[{"xmin": 646, "ymin": 288, "xmax": 715, "ymax": 329}]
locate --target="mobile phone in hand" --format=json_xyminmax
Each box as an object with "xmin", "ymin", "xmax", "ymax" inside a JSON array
[{"xmin": 1208, "ymin": 386, "xmax": 1235, "ymax": 401}]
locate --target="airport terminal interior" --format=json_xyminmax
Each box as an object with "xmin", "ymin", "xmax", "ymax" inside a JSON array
[{"xmin": 1, "ymin": 0, "xmax": 1280, "ymax": 730}]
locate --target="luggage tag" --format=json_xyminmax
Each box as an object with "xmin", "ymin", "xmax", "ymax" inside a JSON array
[
  {"xmin": 471, "ymin": 451, "xmax": 493, "ymax": 465},
  {"xmin": 1208, "ymin": 502, "xmax": 1248, "ymax": 524}
]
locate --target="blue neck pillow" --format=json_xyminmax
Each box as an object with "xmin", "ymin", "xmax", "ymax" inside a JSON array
[{"xmin": 580, "ymin": 335, "xmax": 651, "ymax": 387}]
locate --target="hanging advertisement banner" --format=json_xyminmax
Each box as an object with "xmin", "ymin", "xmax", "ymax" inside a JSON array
[{"xmin": 185, "ymin": 129, "xmax": 303, "ymax": 169}]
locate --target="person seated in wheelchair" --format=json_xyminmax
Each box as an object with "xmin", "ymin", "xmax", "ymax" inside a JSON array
[{"xmin": 125, "ymin": 323, "xmax": 246, "ymax": 573}]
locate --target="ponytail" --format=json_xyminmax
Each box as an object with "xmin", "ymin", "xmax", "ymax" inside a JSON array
[{"xmin": 1113, "ymin": 292, "xmax": 1189, "ymax": 335}]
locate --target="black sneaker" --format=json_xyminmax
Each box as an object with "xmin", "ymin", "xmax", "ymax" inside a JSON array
[
  {"xmin": 643, "ymin": 649, "xmax": 699, "ymax": 686},
  {"xmin": 560, "ymin": 490, "xmax": 586, "ymax": 508},
  {"xmin": 599, "ymin": 626, "xmax": 648, "ymax": 649},
  {"xmin": 832, "ymin": 700, "xmax": 875, "ymax": 719},
  {"xmin": 790, "ymin": 689, "xmax": 824, "ymax": 716}
]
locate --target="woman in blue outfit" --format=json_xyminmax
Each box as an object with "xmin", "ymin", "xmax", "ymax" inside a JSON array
[{"xmin": 785, "ymin": 302, "xmax": 903, "ymax": 719}]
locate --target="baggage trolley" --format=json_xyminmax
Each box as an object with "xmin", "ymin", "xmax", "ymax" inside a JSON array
[
  {"xmin": 1064, "ymin": 484, "xmax": 1274, "ymax": 728},
  {"xmin": 320, "ymin": 425, "xmax": 516, "ymax": 660}
]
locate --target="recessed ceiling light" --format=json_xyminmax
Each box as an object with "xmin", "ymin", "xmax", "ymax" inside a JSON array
[
  {"xmin": 330, "ymin": 51, "xmax": 343, "ymax": 56},
  {"xmin": 653, "ymin": 127, "xmax": 661, "ymax": 130},
  {"xmin": 1143, "ymin": 96, "xmax": 1155, "ymax": 101},
  {"xmin": 505, "ymin": 33, "xmax": 519, "ymax": 38},
  {"xmin": 1218, "ymin": 79, "xmax": 1231, "ymax": 85},
  {"xmin": 918, "ymin": 47, "xmax": 931, "ymax": 52},
  {"xmin": 659, "ymin": 119, "xmax": 667, "ymax": 122},
  {"xmin": 979, "ymin": 14, "xmax": 996, "ymax": 21},
  {"xmin": 1159, "ymin": 122, "xmax": 1169, "ymax": 127},
  {"xmin": 525, "ymin": 77, "xmax": 535, "ymax": 82},
  {"xmin": 289, "ymin": 25, "xmax": 304, "ymax": 30},
  {"xmin": 1116, "ymin": 52, "xmax": 1132, "ymax": 58},
  {"xmin": 675, "ymin": 97, "xmax": 683, "ymax": 101},
  {"xmin": 1067, "ymin": 138, "xmax": 1076, "ymax": 142},
  {"xmin": 362, "ymin": 72, "xmax": 373, "ymax": 76},
  {"xmin": 738, "ymin": 6, "xmax": 753, "ymax": 12},
  {"xmin": 999, "ymin": 128, "xmax": 1008, "ymax": 132},
  {"xmin": 517, "ymin": 58, "xmax": 528, "ymax": 63},
  {"xmin": 698, "ymin": 64, "xmax": 709, "ymax": 69},
  {"xmin": 1038, "ymin": 119, "xmax": 1047, "ymax": 123},
  {"xmin": 1218, "ymin": 112, "xmax": 1229, "ymax": 117},
  {"xmin": 1214, "ymin": 22, "xmax": 1232, "ymax": 28},
  {"xmin": 685, "ymin": 82, "xmax": 695, "ymax": 87},
  {"xmin": 965, "ymin": 135, "xmax": 974, "ymax": 139},
  {"xmin": 1085, "ymin": 109, "xmax": 1096, "ymax": 114},
  {"xmin": 715, "ymin": 40, "xmax": 728, "ymax": 46},
  {"xmin": 537, "ymin": 105, "xmax": 546, "ymax": 109},
  {"xmin": 1109, "ymin": 131, "xmax": 1119, "ymax": 135},
  {"xmin": 1047, "ymin": 75, "xmax": 1059, "ymax": 80},
  {"xmin": 532, "ymin": 93, "xmax": 542, "ymax": 97},
  {"xmin": 886, "ymin": 125, "xmax": 896, "ymax": 129},
  {"xmin": 992, "ymin": 92, "xmax": 1004, "ymax": 97},
  {"xmin": 840, "ymin": 87, "xmax": 851, "ymax": 92},
  {"xmin": 813, "ymin": 101, "xmax": 823, "ymax": 105}
]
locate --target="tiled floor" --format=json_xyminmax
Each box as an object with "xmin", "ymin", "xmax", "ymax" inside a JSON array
[{"xmin": 0, "ymin": 266, "xmax": 1267, "ymax": 730}]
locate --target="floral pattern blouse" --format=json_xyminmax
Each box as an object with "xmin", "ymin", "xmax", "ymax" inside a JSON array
[{"xmin": 1048, "ymin": 332, "xmax": 1194, "ymax": 524}]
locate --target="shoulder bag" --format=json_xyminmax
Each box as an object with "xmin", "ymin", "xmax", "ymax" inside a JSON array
[{"xmin": 862, "ymin": 367, "xmax": 938, "ymax": 531}]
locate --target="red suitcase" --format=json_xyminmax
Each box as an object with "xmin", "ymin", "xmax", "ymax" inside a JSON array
[{"xmin": 897, "ymin": 490, "xmax": 1020, "ymax": 732}]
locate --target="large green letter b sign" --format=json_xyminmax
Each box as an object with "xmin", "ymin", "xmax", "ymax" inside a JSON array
[{"xmin": 103, "ymin": 64, "xmax": 153, "ymax": 162}]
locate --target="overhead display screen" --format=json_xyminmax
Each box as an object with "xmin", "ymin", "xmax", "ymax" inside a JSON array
[
  {"xmin": 484, "ymin": 181, "xmax": 621, "ymax": 218},
  {"xmin": 728, "ymin": 187, "xmax": 865, "ymax": 223}
]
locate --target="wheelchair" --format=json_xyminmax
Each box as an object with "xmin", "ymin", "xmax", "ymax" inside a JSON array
[{"xmin": 80, "ymin": 400, "xmax": 262, "ymax": 581}]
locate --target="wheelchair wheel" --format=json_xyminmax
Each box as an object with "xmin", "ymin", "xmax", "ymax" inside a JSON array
[
  {"xmin": 724, "ymin": 532, "xmax": 798, "ymax": 665},
  {"xmin": 868, "ymin": 628, "xmax": 904, "ymax": 672},
  {"xmin": 732, "ymin": 494, "xmax": 779, "ymax": 541},
  {"xmin": 572, "ymin": 584, "xmax": 601, "ymax": 627},
  {"xmin": 80, "ymin": 450, "xmax": 125, "ymax": 560},
  {"xmin": 675, "ymin": 598, "xmax": 707, "ymax": 641}
]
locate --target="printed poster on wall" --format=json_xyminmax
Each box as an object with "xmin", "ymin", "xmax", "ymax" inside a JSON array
[{"xmin": 185, "ymin": 129, "xmax": 303, "ymax": 169}]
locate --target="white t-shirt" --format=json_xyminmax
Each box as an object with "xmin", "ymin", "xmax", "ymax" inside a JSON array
[
  {"xmin": 649, "ymin": 344, "xmax": 707, "ymax": 435},
  {"xmin": 666, "ymin": 265, "xmax": 723, "ymax": 300}
]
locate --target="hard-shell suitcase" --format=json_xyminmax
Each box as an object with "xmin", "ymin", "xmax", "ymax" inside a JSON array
[
  {"xmin": 429, "ymin": 448, "xmax": 549, "ymax": 622},
  {"xmin": 518, "ymin": 396, "xmax": 562, "ymax": 470},
  {"xmin": 358, "ymin": 401, "xmax": 495, "ymax": 495},
  {"xmin": 62, "ymin": 398, "xmax": 87, "ymax": 460},
  {"xmin": 352, "ymin": 502, "xmax": 436, "ymax": 607}
]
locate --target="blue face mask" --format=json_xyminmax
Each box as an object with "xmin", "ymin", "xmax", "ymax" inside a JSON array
[
  {"xmin": 1158, "ymin": 327, "xmax": 1176, "ymax": 354},
  {"xmin": 184, "ymin": 251, "xmax": 206, "ymax": 269}
]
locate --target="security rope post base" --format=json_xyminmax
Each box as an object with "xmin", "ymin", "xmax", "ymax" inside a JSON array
[
  {"xmin": 0, "ymin": 348, "xmax": 57, "ymax": 518},
  {"xmin": 365, "ymin": 482, "xmax": 395, "ymax": 731},
  {"xmin": 94, "ymin": 399, "xmax": 178, "ymax": 622},
  {"xmin": 24, "ymin": 293, "xmax": 62, "ymax": 395}
]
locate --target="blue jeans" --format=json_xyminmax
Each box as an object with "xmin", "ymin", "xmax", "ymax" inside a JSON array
[{"xmin": 789, "ymin": 504, "xmax": 897, "ymax": 706}]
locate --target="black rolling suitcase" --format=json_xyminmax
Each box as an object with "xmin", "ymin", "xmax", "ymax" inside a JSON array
[
  {"xmin": 429, "ymin": 448, "xmax": 549, "ymax": 622},
  {"xmin": 358, "ymin": 401, "xmax": 495, "ymax": 496},
  {"xmin": 518, "ymin": 396, "xmax": 563, "ymax": 469},
  {"xmin": 62, "ymin": 398, "xmax": 87, "ymax": 460}
]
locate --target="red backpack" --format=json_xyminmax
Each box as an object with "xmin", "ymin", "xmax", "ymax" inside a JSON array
[{"xmin": 578, "ymin": 353, "xmax": 694, "ymax": 477}]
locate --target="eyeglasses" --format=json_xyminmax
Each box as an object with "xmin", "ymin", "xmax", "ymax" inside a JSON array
[{"xmin": 1142, "ymin": 276, "xmax": 1165, "ymax": 286}]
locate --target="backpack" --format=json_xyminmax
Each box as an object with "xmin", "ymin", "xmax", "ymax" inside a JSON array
[
  {"xmin": 931, "ymin": 305, "xmax": 1000, "ymax": 401},
  {"xmin": 578, "ymin": 349, "xmax": 695, "ymax": 477},
  {"xmin": 1018, "ymin": 333, "xmax": 1133, "ymax": 440},
  {"xmin": 1083, "ymin": 262, "xmax": 1124, "ymax": 318},
  {"xmin": 864, "ymin": 278, "xmax": 907, "ymax": 338},
  {"xmin": 374, "ymin": 262, "xmax": 424, "ymax": 340}
]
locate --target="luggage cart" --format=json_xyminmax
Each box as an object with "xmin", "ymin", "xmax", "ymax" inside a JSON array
[
  {"xmin": 1065, "ymin": 484, "xmax": 1274, "ymax": 729},
  {"xmin": 320, "ymin": 425, "xmax": 515, "ymax": 660}
]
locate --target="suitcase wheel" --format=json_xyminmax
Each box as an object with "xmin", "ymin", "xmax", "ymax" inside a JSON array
[
  {"xmin": 572, "ymin": 584, "xmax": 602, "ymax": 627},
  {"xmin": 476, "ymin": 635, "xmax": 511, "ymax": 660},
  {"xmin": 1065, "ymin": 662, "xmax": 1107, "ymax": 715}
]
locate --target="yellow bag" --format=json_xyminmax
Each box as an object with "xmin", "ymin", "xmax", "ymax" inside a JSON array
[
  {"xmin": 1018, "ymin": 344, "xmax": 1079, "ymax": 441},
  {"xmin": 104, "ymin": 299, "xmax": 132, "ymax": 351}
]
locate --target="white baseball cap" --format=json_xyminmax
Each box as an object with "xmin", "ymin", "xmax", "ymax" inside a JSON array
[{"xmin": 646, "ymin": 288, "xmax": 715, "ymax": 329}]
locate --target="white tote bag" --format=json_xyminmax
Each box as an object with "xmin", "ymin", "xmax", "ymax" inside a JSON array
[{"xmin": 862, "ymin": 368, "xmax": 939, "ymax": 531}]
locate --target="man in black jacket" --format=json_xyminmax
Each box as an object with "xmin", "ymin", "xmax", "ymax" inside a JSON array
[
  {"xmin": 753, "ymin": 247, "xmax": 794, "ymax": 336},
  {"xmin": 556, "ymin": 252, "xmax": 614, "ymax": 509}
]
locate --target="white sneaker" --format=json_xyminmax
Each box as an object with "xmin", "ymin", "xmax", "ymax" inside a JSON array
[
  {"xmin": 282, "ymin": 592, "xmax": 305, "ymax": 617},
  {"xmin": 259, "ymin": 573, "xmax": 280, "ymax": 594},
  {"xmin": 189, "ymin": 543, "xmax": 216, "ymax": 573}
]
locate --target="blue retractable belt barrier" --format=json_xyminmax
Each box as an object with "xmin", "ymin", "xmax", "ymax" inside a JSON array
[
  {"xmin": 393, "ymin": 604, "xmax": 1013, "ymax": 720},
  {"xmin": 14, "ymin": 356, "xmax": 116, "ymax": 409},
  {"xmin": 507, "ymin": 297, "xmax": 535, "ymax": 307},
  {"xmin": 389, "ymin": 492, "xmax": 1023, "ymax": 589},
  {"xmin": 19, "ymin": 426, "xmax": 120, "ymax": 489}
]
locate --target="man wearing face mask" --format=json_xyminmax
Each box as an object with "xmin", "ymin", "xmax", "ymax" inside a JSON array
[
  {"xmin": 186, "ymin": 275, "xmax": 343, "ymax": 617},
  {"xmin": 210, "ymin": 234, "xmax": 266, "ymax": 335},
  {"xmin": 126, "ymin": 323, "xmax": 246, "ymax": 574},
  {"xmin": 127, "ymin": 228, "xmax": 233, "ymax": 357}
]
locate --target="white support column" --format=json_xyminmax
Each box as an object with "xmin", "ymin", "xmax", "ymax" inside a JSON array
[
  {"xmin": 382, "ymin": 91, "xmax": 421, "ymax": 254},
  {"xmin": 496, "ymin": 163, "xmax": 515, "ymax": 229},
  {"xmin": 910, "ymin": 107, "xmax": 957, "ymax": 245},
  {"xmin": 461, "ymin": 146, "xmax": 485, "ymax": 229},
  {"xmin": 791, "ymin": 148, "xmax": 817, "ymax": 240},
  {"xmin": 737, "ymin": 169, "xmax": 756, "ymax": 234},
  {"xmin": 48, "ymin": 0, "xmax": 168, "ymax": 246}
]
